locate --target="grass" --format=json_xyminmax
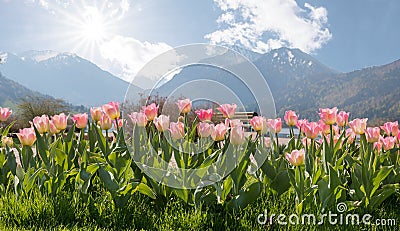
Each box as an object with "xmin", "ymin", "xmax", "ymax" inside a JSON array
[{"xmin": 0, "ymin": 188, "xmax": 399, "ymax": 231}]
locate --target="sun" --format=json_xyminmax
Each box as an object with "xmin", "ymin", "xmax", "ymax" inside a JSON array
[{"xmin": 79, "ymin": 7, "xmax": 107, "ymax": 42}]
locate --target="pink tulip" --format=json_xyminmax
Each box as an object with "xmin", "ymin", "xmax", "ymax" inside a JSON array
[
  {"xmin": 1, "ymin": 136, "xmax": 13, "ymax": 147},
  {"xmin": 154, "ymin": 115, "xmax": 170, "ymax": 132},
  {"xmin": 195, "ymin": 109, "xmax": 213, "ymax": 122},
  {"xmin": 51, "ymin": 113, "xmax": 68, "ymax": 131},
  {"xmin": 303, "ymin": 122, "xmax": 320, "ymax": 139},
  {"xmin": 349, "ymin": 118, "xmax": 368, "ymax": 135},
  {"xmin": 296, "ymin": 119, "xmax": 308, "ymax": 131},
  {"xmin": 32, "ymin": 115, "xmax": 50, "ymax": 134},
  {"xmin": 380, "ymin": 121, "xmax": 399, "ymax": 137},
  {"xmin": 102, "ymin": 101, "xmax": 120, "ymax": 120},
  {"xmin": 230, "ymin": 125, "xmax": 245, "ymax": 145},
  {"xmin": 337, "ymin": 111, "xmax": 350, "ymax": 127},
  {"xmin": 381, "ymin": 136, "xmax": 396, "ymax": 151},
  {"xmin": 284, "ymin": 110, "xmax": 298, "ymax": 126},
  {"xmin": 177, "ymin": 99, "xmax": 192, "ymax": 114},
  {"xmin": 49, "ymin": 120, "xmax": 60, "ymax": 134},
  {"xmin": 345, "ymin": 128, "xmax": 356, "ymax": 144},
  {"xmin": 90, "ymin": 107, "xmax": 103, "ymax": 122},
  {"xmin": 229, "ymin": 119, "xmax": 243, "ymax": 128},
  {"xmin": 113, "ymin": 119, "xmax": 124, "ymax": 129},
  {"xmin": 211, "ymin": 123, "xmax": 228, "ymax": 141},
  {"xmin": 73, "ymin": 113, "xmax": 88, "ymax": 129},
  {"xmin": 267, "ymin": 118, "xmax": 282, "ymax": 134},
  {"xmin": 197, "ymin": 122, "xmax": 213, "ymax": 138},
  {"xmin": 17, "ymin": 127, "xmax": 36, "ymax": 146},
  {"xmin": 318, "ymin": 120, "xmax": 331, "ymax": 135},
  {"xmin": 128, "ymin": 112, "xmax": 148, "ymax": 127},
  {"xmin": 99, "ymin": 114, "xmax": 112, "ymax": 130},
  {"xmin": 169, "ymin": 122, "xmax": 185, "ymax": 140},
  {"xmin": 365, "ymin": 127, "xmax": 381, "ymax": 143},
  {"xmin": 318, "ymin": 107, "xmax": 338, "ymax": 125},
  {"xmin": 217, "ymin": 103, "xmax": 237, "ymax": 119},
  {"xmin": 373, "ymin": 141, "xmax": 382, "ymax": 151},
  {"xmin": 285, "ymin": 149, "xmax": 305, "ymax": 166},
  {"xmin": 0, "ymin": 107, "xmax": 12, "ymax": 122},
  {"xmin": 250, "ymin": 116, "xmax": 264, "ymax": 132},
  {"xmin": 143, "ymin": 103, "xmax": 159, "ymax": 121}
]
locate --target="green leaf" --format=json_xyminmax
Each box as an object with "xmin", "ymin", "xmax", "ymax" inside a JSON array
[
  {"xmin": 136, "ymin": 183, "xmax": 156, "ymax": 199},
  {"xmin": 371, "ymin": 166, "xmax": 393, "ymax": 197},
  {"xmin": 227, "ymin": 181, "xmax": 262, "ymax": 210},
  {"xmin": 98, "ymin": 165, "xmax": 119, "ymax": 193}
]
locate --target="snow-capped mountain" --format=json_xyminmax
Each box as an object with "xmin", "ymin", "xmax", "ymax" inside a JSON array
[
  {"xmin": 0, "ymin": 51, "xmax": 142, "ymax": 106},
  {"xmin": 152, "ymin": 47, "xmax": 338, "ymax": 111}
]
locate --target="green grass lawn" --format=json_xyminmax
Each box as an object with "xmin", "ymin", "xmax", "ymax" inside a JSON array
[{"xmin": 1, "ymin": 189, "xmax": 398, "ymax": 231}]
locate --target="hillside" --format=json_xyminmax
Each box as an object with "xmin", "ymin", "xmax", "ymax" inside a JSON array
[
  {"xmin": 279, "ymin": 59, "xmax": 400, "ymax": 124},
  {"xmin": 0, "ymin": 71, "xmax": 44, "ymax": 107}
]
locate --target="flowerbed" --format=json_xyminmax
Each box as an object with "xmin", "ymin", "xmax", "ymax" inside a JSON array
[{"xmin": 0, "ymin": 101, "xmax": 399, "ymax": 221}]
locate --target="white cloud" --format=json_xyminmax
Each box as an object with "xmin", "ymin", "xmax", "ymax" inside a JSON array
[
  {"xmin": 99, "ymin": 35, "xmax": 173, "ymax": 84},
  {"xmin": 206, "ymin": 0, "xmax": 332, "ymax": 53}
]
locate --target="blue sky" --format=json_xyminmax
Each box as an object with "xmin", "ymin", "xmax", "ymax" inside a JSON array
[{"xmin": 1, "ymin": 0, "xmax": 399, "ymax": 82}]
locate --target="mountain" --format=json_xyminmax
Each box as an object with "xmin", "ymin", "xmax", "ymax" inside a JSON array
[
  {"xmin": 0, "ymin": 71, "xmax": 45, "ymax": 106},
  {"xmin": 279, "ymin": 59, "xmax": 400, "ymax": 124},
  {"xmin": 151, "ymin": 47, "xmax": 400, "ymax": 124},
  {"xmin": 0, "ymin": 51, "xmax": 143, "ymax": 106},
  {"xmin": 152, "ymin": 47, "xmax": 338, "ymax": 112}
]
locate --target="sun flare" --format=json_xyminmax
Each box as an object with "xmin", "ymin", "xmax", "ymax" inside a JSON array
[{"xmin": 79, "ymin": 7, "xmax": 106, "ymax": 42}]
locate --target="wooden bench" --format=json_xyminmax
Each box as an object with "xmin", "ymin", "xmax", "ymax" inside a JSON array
[{"xmin": 212, "ymin": 111, "xmax": 258, "ymax": 131}]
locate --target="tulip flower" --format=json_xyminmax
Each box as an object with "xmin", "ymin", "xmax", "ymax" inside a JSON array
[
  {"xmin": 250, "ymin": 116, "xmax": 264, "ymax": 132},
  {"xmin": 318, "ymin": 120, "xmax": 331, "ymax": 135},
  {"xmin": 267, "ymin": 118, "xmax": 282, "ymax": 134},
  {"xmin": 229, "ymin": 119, "xmax": 243, "ymax": 128},
  {"xmin": 143, "ymin": 103, "xmax": 159, "ymax": 121},
  {"xmin": 318, "ymin": 107, "xmax": 338, "ymax": 125},
  {"xmin": 217, "ymin": 103, "xmax": 236, "ymax": 119},
  {"xmin": 90, "ymin": 107, "xmax": 103, "ymax": 122},
  {"xmin": 285, "ymin": 149, "xmax": 305, "ymax": 166},
  {"xmin": 99, "ymin": 114, "xmax": 112, "ymax": 130},
  {"xmin": 303, "ymin": 122, "xmax": 320, "ymax": 139},
  {"xmin": 337, "ymin": 111, "xmax": 350, "ymax": 127},
  {"xmin": 102, "ymin": 101, "xmax": 120, "ymax": 120},
  {"xmin": 296, "ymin": 119, "xmax": 308, "ymax": 131},
  {"xmin": 113, "ymin": 119, "xmax": 124, "ymax": 129},
  {"xmin": 177, "ymin": 99, "xmax": 192, "ymax": 114},
  {"xmin": 128, "ymin": 112, "xmax": 148, "ymax": 127},
  {"xmin": 345, "ymin": 128, "xmax": 356, "ymax": 144},
  {"xmin": 169, "ymin": 122, "xmax": 185, "ymax": 140},
  {"xmin": 365, "ymin": 127, "xmax": 381, "ymax": 143},
  {"xmin": 325, "ymin": 134, "xmax": 343, "ymax": 147},
  {"xmin": 380, "ymin": 121, "xmax": 399, "ymax": 137},
  {"xmin": 284, "ymin": 110, "xmax": 298, "ymax": 126},
  {"xmin": 2, "ymin": 136, "xmax": 13, "ymax": 147},
  {"xmin": 32, "ymin": 115, "xmax": 50, "ymax": 134},
  {"xmin": 381, "ymin": 136, "xmax": 396, "ymax": 151},
  {"xmin": 197, "ymin": 122, "xmax": 213, "ymax": 138},
  {"xmin": 349, "ymin": 118, "xmax": 368, "ymax": 135},
  {"xmin": 211, "ymin": 123, "xmax": 228, "ymax": 141},
  {"xmin": 0, "ymin": 107, "xmax": 12, "ymax": 122},
  {"xmin": 195, "ymin": 109, "xmax": 213, "ymax": 122},
  {"xmin": 230, "ymin": 125, "xmax": 245, "ymax": 145},
  {"xmin": 49, "ymin": 120, "xmax": 60, "ymax": 134},
  {"xmin": 51, "ymin": 113, "xmax": 68, "ymax": 131},
  {"xmin": 73, "ymin": 113, "xmax": 88, "ymax": 129},
  {"xmin": 17, "ymin": 127, "xmax": 36, "ymax": 146},
  {"xmin": 373, "ymin": 141, "xmax": 382, "ymax": 151},
  {"xmin": 154, "ymin": 115, "xmax": 170, "ymax": 132}
]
